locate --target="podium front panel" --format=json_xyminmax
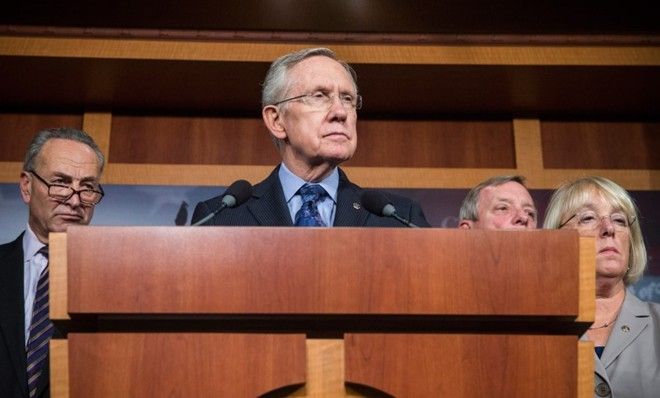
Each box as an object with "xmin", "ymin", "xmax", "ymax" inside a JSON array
[{"xmin": 65, "ymin": 227, "xmax": 580, "ymax": 317}]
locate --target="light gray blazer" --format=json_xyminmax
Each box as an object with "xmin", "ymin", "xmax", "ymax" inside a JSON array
[{"xmin": 588, "ymin": 291, "xmax": 660, "ymax": 398}]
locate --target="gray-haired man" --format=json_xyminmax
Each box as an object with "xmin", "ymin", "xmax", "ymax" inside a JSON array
[
  {"xmin": 192, "ymin": 47, "xmax": 429, "ymax": 228},
  {"xmin": 458, "ymin": 175, "xmax": 537, "ymax": 230}
]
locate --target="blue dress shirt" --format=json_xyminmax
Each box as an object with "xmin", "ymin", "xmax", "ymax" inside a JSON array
[{"xmin": 278, "ymin": 163, "xmax": 338, "ymax": 226}]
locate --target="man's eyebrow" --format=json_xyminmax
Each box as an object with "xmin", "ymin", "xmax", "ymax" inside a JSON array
[
  {"xmin": 494, "ymin": 197, "xmax": 537, "ymax": 209},
  {"xmin": 308, "ymin": 84, "xmax": 330, "ymax": 91},
  {"xmin": 50, "ymin": 172, "xmax": 72, "ymax": 180},
  {"xmin": 493, "ymin": 197, "xmax": 513, "ymax": 204},
  {"xmin": 80, "ymin": 176, "xmax": 99, "ymax": 182},
  {"xmin": 51, "ymin": 172, "xmax": 98, "ymax": 183}
]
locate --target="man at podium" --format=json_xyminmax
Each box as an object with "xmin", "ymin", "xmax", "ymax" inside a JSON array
[
  {"xmin": 0, "ymin": 128, "xmax": 105, "ymax": 398},
  {"xmin": 192, "ymin": 47, "xmax": 429, "ymax": 228}
]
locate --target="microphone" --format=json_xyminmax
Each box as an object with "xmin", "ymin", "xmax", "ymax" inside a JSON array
[
  {"xmin": 361, "ymin": 190, "xmax": 419, "ymax": 228},
  {"xmin": 191, "ymin": 179, "xmax": 253, "ymax": 226}
]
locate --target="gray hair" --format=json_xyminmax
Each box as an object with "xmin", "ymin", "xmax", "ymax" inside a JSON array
[
  {"xmin": 459, "ymin": 175, "xmax": 528, "ymax": 221},
  {"xmin": 543, "ymin": 176, "xmax": 647, "ymax": 285},
  {"xmin": 261, "ymin": 47, "xmax": 358, "ymax": 108},
  {"xmin": 23, "ymin": 127, "xmax": 105, "ymax": 174}
]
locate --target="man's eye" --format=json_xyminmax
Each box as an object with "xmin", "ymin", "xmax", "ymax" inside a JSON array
[
  {"xmin": 341, "ymin": 94, "xmax": 354, "ymax": 103},
  {"xmin": 311, "ymin": 92, "xmax": 327, "ymax": 99}
]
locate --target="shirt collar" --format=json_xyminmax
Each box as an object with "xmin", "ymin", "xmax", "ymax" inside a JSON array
[
  {"xmin": 22, "ymin": 223, "xmax": 47, "ymax": 260},
  {"xmin": 278, "ymin": 162, "xmax": 339, "ymax": 204}
]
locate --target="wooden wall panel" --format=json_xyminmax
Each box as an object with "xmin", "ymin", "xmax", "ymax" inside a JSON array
[
  {"xmin": 0, "ymin": 113, "xmax": 83, "ymax": 161},
  {"xmin": 349, "ymin": 119, "xmax": 514, "ymax": 168},
  {"xmin": 541, "ymin": 121, "xmax": 660, "ymax": 169},
  {"xmin": 109, "ymin": 115, "xmax": 280, "ymax": 165},
  {"xmin": 109, "ymin": 115, "xmax": 514, "ymax": 168}
]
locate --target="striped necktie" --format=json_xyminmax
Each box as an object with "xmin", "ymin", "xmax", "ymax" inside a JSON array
[
  {"xmin": 26, "ymin": 245, "xmax": 53, "ymax": 398},
  {"xmin": 295, "ymin": 184, "xmax": 327, "ymax": 226}
]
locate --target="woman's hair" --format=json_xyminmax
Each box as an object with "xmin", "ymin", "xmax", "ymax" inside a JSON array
[{"xmin": 543, "ymin": 176, "xmax": 646, "ymax": 285}]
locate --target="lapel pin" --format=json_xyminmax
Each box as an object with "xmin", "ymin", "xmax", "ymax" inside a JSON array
[
  {"xmin": 621, "ymin": 325, "xmax": 630, "ymax": 332},
  {"xmin": 353, "ymin": 202, "xmax": 361, "ymax": 210}
]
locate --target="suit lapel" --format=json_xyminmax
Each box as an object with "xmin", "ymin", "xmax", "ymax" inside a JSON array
[
  {"xmin": 247, "ymin": 166, "xmax": 293, "ymax": 226},
  {"xmin": 0, "ymin": 234, "xmax": 29, "ymax": 397},
  {"xmin": 601, "ymin": 291, "xmax": 650, "ymax": 369},
  {"xmin": 333, "ymin": 169, "xmax": 370, "ymax": 227},
  {"xmin": 593, "ymin": 350, "xmax": 610, "ymax": 386}
]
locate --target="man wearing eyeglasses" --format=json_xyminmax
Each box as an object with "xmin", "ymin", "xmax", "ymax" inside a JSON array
[
  {"xmin": 0, "ymin": 128, "xmax": 104, "ymax": 398},
  {"xmin": 192, "ymin": 47, "xmax": 429, "ymax": 227}
]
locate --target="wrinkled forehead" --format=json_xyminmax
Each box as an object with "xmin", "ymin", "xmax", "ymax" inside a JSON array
[
  {"xmin": 480, "ymin": 182, "xmax": 535, "ymax": 207},
  {"xmin": 286, "ymin": 56, "xmax": 357, "ymax": 93},
  {"xmin": 36, "ymin": 139, "xmax": 101, "ymax": 177}
]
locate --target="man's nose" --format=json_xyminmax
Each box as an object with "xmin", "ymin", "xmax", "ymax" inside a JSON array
[
  {"xmin": 64, "ymin": 189, "xmax": 83, "ymax": 207},
  {"xmin": 327, "ymin": 101, "xmax": 349, "ymax": 123},
  {"xmin": 512, "ymin": 209, "xmax": 530, "ymax": 226}
]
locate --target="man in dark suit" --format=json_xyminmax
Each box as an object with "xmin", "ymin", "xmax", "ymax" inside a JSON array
[
  {"xmin": 0, "ymin": 128, "xmax": 105, "ymax": 398},
  {"xmin": 192, "ymin": 47, "xmax": 429, "ymax": 227}
]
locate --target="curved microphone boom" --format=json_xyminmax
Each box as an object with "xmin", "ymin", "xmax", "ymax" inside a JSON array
[
  {"xmin": 191, "ymin": 179, "xmax": 253, "ymax": 226},
  {"xmin": 360, "ymin": 190, "xmax": 419, "ymax": 228}
]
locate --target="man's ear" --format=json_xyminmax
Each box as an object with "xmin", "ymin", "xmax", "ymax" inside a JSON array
[
  {"xmin": 262, "ymin": 105, "xmax": 287, "ymax": 141},
  {"xmin": 19, "ymin": 171, "xmax": 32, "ymax": 204},
  {"xmin": 458, "ymin": 219, "xmax": 474, "ymax": 229}
]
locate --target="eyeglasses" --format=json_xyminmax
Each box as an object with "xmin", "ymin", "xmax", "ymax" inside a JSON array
[
  {"xmin": 272, "ymin": 91, "xmax": 363, "ymax": 110},
  {"xmin": 28, "ymin": 170, "xmax": 104, "ymax": 206},
  {"xmin": 558, "ymin": 210, "xmax": 636, "ymax": 232}
]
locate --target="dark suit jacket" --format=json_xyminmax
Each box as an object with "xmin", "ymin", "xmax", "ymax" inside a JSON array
[
  {"xmin": 192, "ymin": 166, "xmax": 430, "ymax": 227},
  {"xmin": 0, "ymin": 234, "xmax": 50, "ymax": 398}
]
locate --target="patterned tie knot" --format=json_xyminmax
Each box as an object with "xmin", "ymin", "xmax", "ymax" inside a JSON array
[
  {"xmin": 299, "ymin": 183, "xmax": 326, "ymax": 204},
  {"xmin": 295, "ymin": 184, "xmax": 327, "ymax": 227}
]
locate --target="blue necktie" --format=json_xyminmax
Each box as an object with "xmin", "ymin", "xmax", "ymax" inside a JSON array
[
  {"xmin": 26, "ymin": 246, "xmax": 53, "ymax": 398},
  {"xmin": 295, "ymin": 184, "xmax": 327, "ymax": 226}
]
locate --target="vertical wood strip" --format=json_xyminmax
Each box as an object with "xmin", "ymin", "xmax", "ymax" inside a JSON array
[
  {"xmin": 513, "ymin": 119, "xmax": 544, "ymax": 187},
  {"xmin": 50, "ymin": 339, "xmax": 69, "ymax": 398},
  {"xmin": 290, "ymin": 339, "xmax": 348, "ymax": 397},
  {"xmin": 49, "ymin": 232, "xmax": 69, "ymax": 321},
  {"xmin": 577, "ymin": 236, "xmax": 595, "ymax": 323},
  {"xmin": 82, "ymin": 112, "xmax": 112, "ymax": 168},
  {"xmin": 578, "ymin": 340, "xmax": 594, "ymax": 398}
]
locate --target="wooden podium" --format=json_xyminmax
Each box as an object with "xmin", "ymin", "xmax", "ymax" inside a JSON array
[{"xmin": 49, "ymin": 227, "xmax": 594, "ymax": 397}]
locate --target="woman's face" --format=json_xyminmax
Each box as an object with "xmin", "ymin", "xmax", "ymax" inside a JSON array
[{"xmin": 561, "ymin": 191, "xmax": 631, "ymax": 282}]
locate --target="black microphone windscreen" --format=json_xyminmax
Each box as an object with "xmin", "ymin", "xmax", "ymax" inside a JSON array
[
  {"xmin": 223, "ymin": 179, "xmax": 253, "ymax": 208},
  {"xmin": 361, "ymin": 190, "xmax": 392, "ymax": 217}
]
